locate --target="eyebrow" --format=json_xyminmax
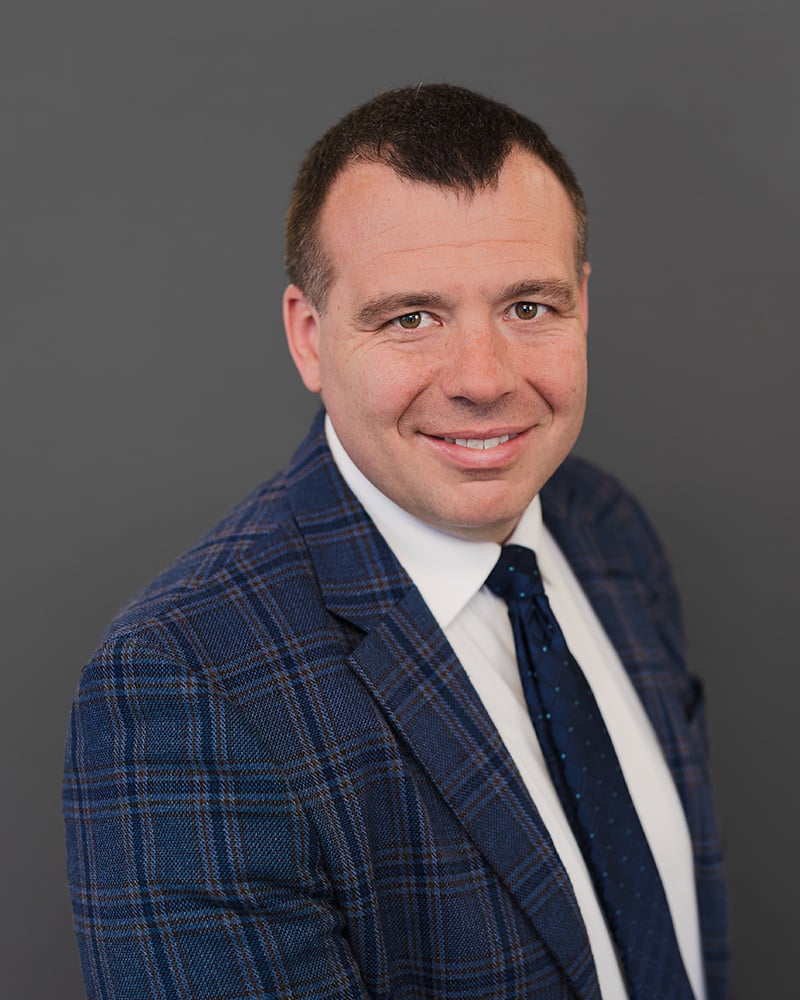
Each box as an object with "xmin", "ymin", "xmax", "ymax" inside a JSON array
[
  {"xmin": 352, "ymin": 277, "xmax": 579, "ymax": 328},
  {"xmin": 496, "ymin": 278, "xmax": 578, "ymax": 310},
  {"xmin": 353, "ymin": 291, "xmax": 449, "ymax": 328}
]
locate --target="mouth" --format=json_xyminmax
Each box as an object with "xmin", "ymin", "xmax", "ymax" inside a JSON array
[{"xmin": 440, "ymin": 433, "xmax": 519, "ymax": 451}]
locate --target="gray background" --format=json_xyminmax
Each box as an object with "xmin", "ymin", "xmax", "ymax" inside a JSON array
[{"xmin": 3, "ymin": 2, "xmax": 797, "ymax": 997}]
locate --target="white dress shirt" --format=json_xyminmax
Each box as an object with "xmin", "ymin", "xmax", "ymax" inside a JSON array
[{"xmin": 325, "ymin": 417, "xmax": 705, "ymax": 1000}]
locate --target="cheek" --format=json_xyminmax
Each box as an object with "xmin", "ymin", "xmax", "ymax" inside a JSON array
[
  {"xmin": 317, "ymin": 341, "xmax": 368, "ymax": 412},
  {"xmin": 351, "ymin": 351, "xmax": 437, "ymax": 419},
  {"xmin": 530, "ymin": 346, "xmax": 587, "ymax": 408}
]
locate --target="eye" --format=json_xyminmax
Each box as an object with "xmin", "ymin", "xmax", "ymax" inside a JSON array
[
  {"xmin": 389, "ymin": 311, "xmax": 435, "ymax": 330},
  {"xmin": 510, "ymin": 301, "xmax": 549, "ymax": 321}
]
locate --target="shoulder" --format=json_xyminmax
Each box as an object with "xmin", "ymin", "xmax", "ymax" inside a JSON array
[
  {"xmin": 542, "ymin": 454, "xmax": 654, "ymax": 540},
  {"xmin": 93, "ymin": 413, "xmax": 335, "ymax": 666},
  {"xmin": 542, "ymin": 454, "xmax": 676, "ymax": 593},
  {"xmin": 100, "ymin": 468, "xmax": 302, "ymax": 646},
  {"xmin": 542, "ymin": 453, "xmax": 623, "ymax": 513},
  {"xmin": 542, "ymin": 455, "xmax": 688, "ymax": 671}
]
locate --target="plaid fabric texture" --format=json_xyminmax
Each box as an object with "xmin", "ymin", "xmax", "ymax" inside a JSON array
[{"xmin": 64, "ymin": 411, "xmax": 729, "ymax": 999}]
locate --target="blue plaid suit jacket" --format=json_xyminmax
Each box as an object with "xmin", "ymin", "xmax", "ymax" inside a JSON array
[{"xmin": 64, "ymin": 412, "xmax": 729, "ymax": 999}]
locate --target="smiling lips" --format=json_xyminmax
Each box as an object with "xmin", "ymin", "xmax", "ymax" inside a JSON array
[{"xmin": 441, "ymin": 433, "xmax": 519, "ymax": 450}]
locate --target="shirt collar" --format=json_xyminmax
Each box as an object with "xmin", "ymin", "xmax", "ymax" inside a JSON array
[{"xmin": 325, "ymin": 415, "xmax": 544, "ymax": 630}]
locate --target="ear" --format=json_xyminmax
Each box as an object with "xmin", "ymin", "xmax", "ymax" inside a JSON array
[
  {"xmin": 283, "ymin": 284, "xmax": 322, "ymax": 393},
  {"xmin": 578, "ymin": 261, "xmax": 591, "ymax": 330}
]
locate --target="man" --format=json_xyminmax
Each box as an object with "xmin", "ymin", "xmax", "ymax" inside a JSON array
[{"xmin": 64, "ymin": 85, "xmax": 729, "ymax": 999}]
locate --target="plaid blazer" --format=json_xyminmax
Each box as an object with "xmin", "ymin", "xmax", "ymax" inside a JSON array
[{"xmin": 64, "ymin": 412, "xmax": 729, "ymax": 999}]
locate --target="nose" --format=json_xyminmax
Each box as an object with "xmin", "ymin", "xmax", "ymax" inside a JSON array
[{"xmin": 439, "ymin": 324, "xmax": 516, "ymax": 404}]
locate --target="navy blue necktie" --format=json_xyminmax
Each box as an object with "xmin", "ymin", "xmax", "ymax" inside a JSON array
[{"xmin": 486, "ymin": 545, "xmax": 693, "ymax": 999}]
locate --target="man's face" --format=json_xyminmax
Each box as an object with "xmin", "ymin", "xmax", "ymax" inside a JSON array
[{"xmin": 284, "ymin": 148, "xmax": 589, "ymax": 543}]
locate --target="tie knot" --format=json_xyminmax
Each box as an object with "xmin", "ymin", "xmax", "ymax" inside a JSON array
[{"xmin": 485, "ymin": 544, "xmax": 545, "ymax": 605}]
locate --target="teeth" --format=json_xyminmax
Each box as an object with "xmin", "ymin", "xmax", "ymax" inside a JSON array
[{"xmin": 444, "ymin": 434, "xmax": 514, "ymax": 450}]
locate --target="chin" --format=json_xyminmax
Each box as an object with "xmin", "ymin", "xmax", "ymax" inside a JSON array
[{"xmin": 433, "ymin": 509, "xmax": 522, "ymax": 544}]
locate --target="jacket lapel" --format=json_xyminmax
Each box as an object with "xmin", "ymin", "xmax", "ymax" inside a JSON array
[{"xmin": 287, "ymin": 416, "xmax": 599, "ymax": 1000}]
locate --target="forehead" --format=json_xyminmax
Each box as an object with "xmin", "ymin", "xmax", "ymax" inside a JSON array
[{"xmin": 316, "ymin": 148, "xmax": 580, "ymax": 300}]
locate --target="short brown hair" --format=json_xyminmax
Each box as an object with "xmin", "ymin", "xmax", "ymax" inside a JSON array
[{"xmin": 285, "ymin": 84, "xmax": 588, "ymax": 311}]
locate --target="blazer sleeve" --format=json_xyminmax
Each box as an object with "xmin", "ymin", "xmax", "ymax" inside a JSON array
[{"xmin": 63, "ymin": 630, "xmax": 371, "ymax": 1000}]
